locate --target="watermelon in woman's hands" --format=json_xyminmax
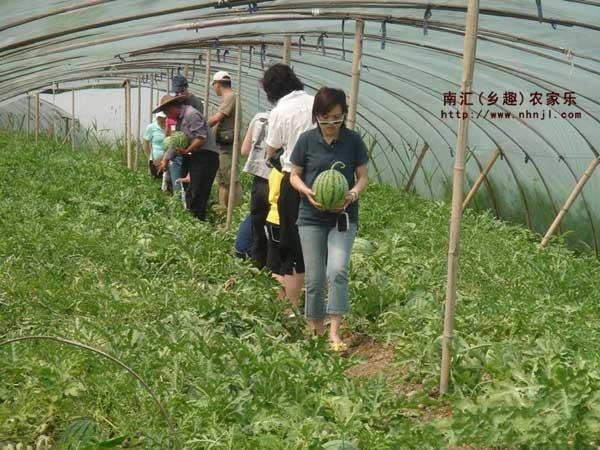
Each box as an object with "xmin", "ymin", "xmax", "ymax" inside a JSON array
[{"xmin": 312, "ymin": 161, "xmax": 349, "ymax": 211}]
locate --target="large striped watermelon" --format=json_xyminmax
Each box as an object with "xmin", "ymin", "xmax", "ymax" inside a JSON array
[{"xmin": 313, "ymin": 161, "xmax": 349, "ymax": 210}]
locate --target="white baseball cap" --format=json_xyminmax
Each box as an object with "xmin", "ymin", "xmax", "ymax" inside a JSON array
[
  {"xmin": 155, "ymin": 111, "xmax": 166, "ymax": 118},
  {"xmin": 212, "ymin": 71, "xmax": 231, "ymax": 84}
]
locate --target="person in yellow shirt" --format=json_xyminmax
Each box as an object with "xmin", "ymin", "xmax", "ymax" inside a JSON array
[{"xmin": 265, "ymin": 168, "xmax": 285, "ymax": 301}]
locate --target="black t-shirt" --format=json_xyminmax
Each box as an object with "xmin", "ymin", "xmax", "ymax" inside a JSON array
[
  {"xmin": 184, "ymin": 94, "xmax": 204, "ymax": 115},
  {"xmin": 290, "ymin": 127, "xmax": 369, "ymax": 227}
]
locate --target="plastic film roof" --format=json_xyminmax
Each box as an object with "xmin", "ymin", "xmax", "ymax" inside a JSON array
[{"xmin": 1, "ymin": 1, "xmax": 600, "ymax": 251}]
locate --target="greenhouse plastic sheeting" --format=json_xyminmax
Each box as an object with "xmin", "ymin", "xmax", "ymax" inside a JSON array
[{"xmin": 1, "ymin": 1, "xmax": 599, "ymax": 251}]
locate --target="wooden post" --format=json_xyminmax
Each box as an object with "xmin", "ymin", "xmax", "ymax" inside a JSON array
[
  {"xmin": 184, "ymin": 64, "xmax": 190, "ymax": 78},
  {"xmin": 149, "ymin": 75, "xmax": 154, "ymax": 123},
  {"xmin": 52, "ymin": 83, "xmax": 57, "ymax": 140},
  {"xmin": 440, "ymin": 0, "xmax": 481, "ymax": 395},
  {"xmin": 135, "ymin": 77, "xmax": 142, "ymax": 170},
  {"xmin": 165, "ymin": 70, "xmax": 170, "ymax": 94},
  {"xmin": 282, "ymin": 35, "xmax": 291, "ymax": 64},
  {"xmin": 124, "ymin": 79, "xmax": 132, "ymax": 169},
  {"xmin": 35, "ymin": 93, "xmax": 40, "ymax": 144},
  {"xmin": 347, "ymin": 19, "xmax": 364, "ymax": 131},
  {"xmin": 462, "ymin": 148, "xmax": 501, "ymax": 212},
  {"xmin": 405, "ymin": 143, "xmax": 429, "ymax": 192},
  {"xmin": 226, "ymin": 47, "xmax": 243, "ymax": 230},
  {"xmin": 540, "ymin": 157, "xmax": 600, "ymax": 247},
  {"xmin": 203, "ymin": 48, "xmax": 211, "ymax": 117},
  {"xmin": 71, "ymin": 89, "xmax": 75, "ymax": 151},
  {"xmin": 27, "ymin": 94, "xmax": 31, "ymax": 136}
]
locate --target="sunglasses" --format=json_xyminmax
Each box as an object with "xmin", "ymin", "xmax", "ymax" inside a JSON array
[{"xmin": 317, "ymin": 115, "xmax": 345, "ymax": 126}]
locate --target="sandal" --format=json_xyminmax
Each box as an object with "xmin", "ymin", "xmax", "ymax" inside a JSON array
[{"xmin": 329, "ymin": 341, "xmax": 348, "ymax": 352}]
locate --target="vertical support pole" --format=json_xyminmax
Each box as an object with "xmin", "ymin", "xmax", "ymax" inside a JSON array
[
  {"xmin": 184, "ymin": 64, "xmax": 190, "ymax": 78},
  {"xmin": 347, "ymin": 19, "xmax": 364, "ymax": 131},
  {"xmin": 462, "ymin": 148, "xmax": 501, "ymax": 212},
  {"xmin": 203, "ymin": 48, "xmax": 212, "ymax": 117},
  {"xmin": 404, "ymin": 143, "xmax": 429, "ymax": 192},
  {"xmin": 149, "ymin": 75, "xmax": 154, "ymax": 123},
  {"xmin": 135, "ymin": 77, "xmax": 142, "ymax": 170},
  {"xmin": 540, "ymin": 157, "xmax": 600, "ymax": 247},
  {"xmin": 282, "ymin": 35, "xmax": 291, "ymax": 65},
  {"xmin": 165, "ymin": 70, "xmax": 170, "ymax": 94},
  {"xmin": 124, "ymin": 79, "xmax": 132, "ymax": 169},
  {"xmin": 440, "ymin": 0, "xmax": 480, "ymax": 395},
  {"xmin": 27, "ymin": 94, "xmax": 31, "ymax": 136},
  {"xmin": 226, "ymin": 47, "xmax": 243, "ymax": 230},
  {"xmin": 71, "ymin": 89, "xmax": 75, "ymax": 151},
  {"xmin": 52, "ymin": 83, "xmax": 57, "ymax": 140},
  {"xmin": 35, "ymin": 93, "xmax": 40, "ymax": 144}
]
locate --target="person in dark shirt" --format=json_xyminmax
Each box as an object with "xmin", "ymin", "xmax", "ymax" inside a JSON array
[
  {"xmin": 290, "ymin": 87, "xmax": 369, "ymax": 352},
  {"xmin": 172, "ymin": 75, "xmax": 204, "ymax": 114},
  {"xmin": 154, "ymin": 94, "xmax": 219, "ymax": 221}
]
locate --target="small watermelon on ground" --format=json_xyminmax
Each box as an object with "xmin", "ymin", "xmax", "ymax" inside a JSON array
[
  {"xmin": 313, "ymin": 161, "xmax": 349, "ymax": 210},
  {"xmin": 353, "ymin": 237, "xmax": 375, "ymax": 256}
]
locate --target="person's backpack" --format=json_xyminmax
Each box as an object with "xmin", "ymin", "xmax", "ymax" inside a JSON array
[{"xmin": 251, "ymin": 116, "xmax": 269, "ymax": 154}]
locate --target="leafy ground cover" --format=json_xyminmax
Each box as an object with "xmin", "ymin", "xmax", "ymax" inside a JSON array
[{"xmin": 2, "ymin": 133, "xmax": 600, "ymax": 449}]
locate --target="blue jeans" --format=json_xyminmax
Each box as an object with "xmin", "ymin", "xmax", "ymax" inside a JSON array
[
  {"xmin": 168, "ymin": 155, "xmax": 185, "ymax": 193},
  {"xmin": 298, "ymin": 223, "xmax": 357, "ymax": 320}
]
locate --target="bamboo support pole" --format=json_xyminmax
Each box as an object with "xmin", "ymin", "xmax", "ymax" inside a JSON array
[
  {"xmin": 124, "ymin": 79, "xmax": 132, "ymax": 169},
  {"xmin": 27, "ymin": 94, "xmax": 31, "ymax": 136},
  {"xmin": 203, "ymin": 48, "xmax": 211, "ymax": 117},
  {"xmin": 540, "ymin": 157, "xmax": 600, "ymax": 247},
  {"xmin": 462, "ymin": 148, "xmax": 500, "ymax": 211},
  {"xmin": 440, "ymin": 0, "xmax": 480, "ymax": 395},
  {"xmin": 135, "ymin": 78, "xmax": 142, "ymax": 170},
  {"xmin": 347, "ymin": 19, "xmax": 364, "ymax": 131},
  {"xmin": 282, "ymin": 35, "xmax": 291, "ymax": 64},
  {"xmin": 35, "ymin": 93, "xmax": 40, "ymax": 144},
  {"xmin": 71, "ymin": 89, "xmax": 75, "ymax": 151},
  {"xmin": 165, "ymin": 70, "xmax": 169, "ymax": 94},
  {"xmin": 226, "ymin": 47, "xmax": 243, "ymax": 230},
  {"xmin": 52, "ymin": 83, "xmax": 57, "ymax": 139},
  {"xmin": 404, "ymin": 143, "xmax": 429, "ymax": 191},
  {"xmin": 149, "ymin": 75, "xmax": 154, "ymax": 123},
  {"xmin": 184, "ymin": 64, "xmax": 189, "ymax": 77}
]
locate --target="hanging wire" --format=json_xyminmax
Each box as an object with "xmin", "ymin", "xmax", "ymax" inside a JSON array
[
  {"xmin": 341, "ymin": 19, "xmax": 346, "ymax": 60},
  {"xmin": 535, "ymin": 0, "xmax": 544, "ymax": 23},
  {"xmin": 381, "ymin": 18, "xmax": 389, "ymax": 49},
  {"xmin": 423, "ymin": 6, "xmax": 432, "ymax": 36},
  {"xmin": 261, "ymin": 43, "xmax": 267, "ymax": 69},
  {"xmin": 565, "ymin": 49, "xmax": 575, "ymax": 78},
  {"xmin": 248, "ymin": 45, "xmax": 254, "ymax": 68},
  {"xmin": 298, "ymin": 35, "xmax": 306, "ymax": 55},
  {"xmin": 223, "ymin": 49, "xmax": 230, "ymax": 63},
  {"xmin": 317, "ymin": 32, "xmax": 328, "ymax": 56}
]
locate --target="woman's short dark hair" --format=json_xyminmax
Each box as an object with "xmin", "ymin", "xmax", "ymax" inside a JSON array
[
  {"xmin": 312, "ymin": 87, "xmax": 348, "ymax": 123},
  {"xmin": 260, "ymin": 64, "xmax": 304, "ymax": 104}
]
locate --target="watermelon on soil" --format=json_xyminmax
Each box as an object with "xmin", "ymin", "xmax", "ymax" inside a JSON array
[
  {"xmin": 353, "ymin": 237, "xmax": 375, "ymax": 256},
  {"xmin": 313, "ymin": 161, "xmax": 349, "ymax": 210}
]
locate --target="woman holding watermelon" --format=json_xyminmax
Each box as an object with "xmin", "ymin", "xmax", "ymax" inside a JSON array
[{"xmin": 290, "ymin": 87, "xmax": 369, "ymax": 351}]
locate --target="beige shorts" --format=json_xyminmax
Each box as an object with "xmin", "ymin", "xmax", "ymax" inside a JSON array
[{"xmin": 216, "ymin": 150, "xmax": 241, "ymax": 185}]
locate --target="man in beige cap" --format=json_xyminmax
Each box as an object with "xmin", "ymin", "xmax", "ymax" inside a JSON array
[
  {"xmin": 208, "ymin": 71, "xmax": 242, "ymax": 208},
  {"xmin": 154, "ymin": 94, "xmax": 219, "ymax": 221}
]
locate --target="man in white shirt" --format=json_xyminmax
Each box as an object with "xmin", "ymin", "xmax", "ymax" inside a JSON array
[{"xmin": 262, "ymin": 64, "xmax": 315, "ymax": 314}]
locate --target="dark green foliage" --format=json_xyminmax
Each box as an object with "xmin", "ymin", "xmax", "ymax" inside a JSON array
[{"xmin": 3, "ymin": 133, "xmax": 600, "ymax": 449}]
